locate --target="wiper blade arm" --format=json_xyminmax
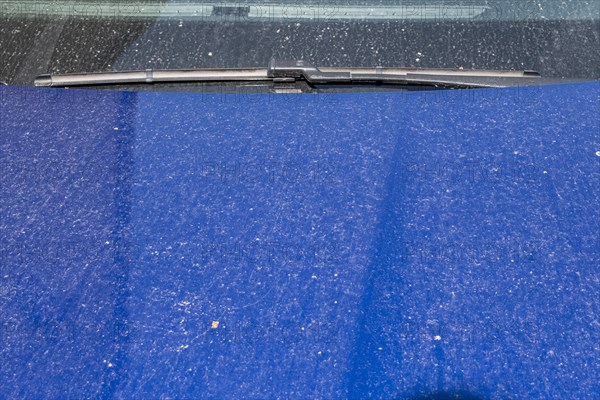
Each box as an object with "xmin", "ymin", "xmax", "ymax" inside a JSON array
[{"xmin": 34, "ymin": 60, "xmax": 541, "ymax": 89}]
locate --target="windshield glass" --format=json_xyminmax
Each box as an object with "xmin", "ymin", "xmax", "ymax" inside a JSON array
[{"xmin": 1, "ymin": 0, "xmax": 599, "ymax": 86}]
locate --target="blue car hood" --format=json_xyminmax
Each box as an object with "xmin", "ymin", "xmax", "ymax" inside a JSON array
[{"xmin": 1, "ymin": 83, "xmax": 599, "ymax": 399}]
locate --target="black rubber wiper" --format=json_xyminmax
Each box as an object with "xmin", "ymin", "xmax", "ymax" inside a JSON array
[{"xmin": 35, "ymin": 60, "xmax": 542, "ymax": 90}]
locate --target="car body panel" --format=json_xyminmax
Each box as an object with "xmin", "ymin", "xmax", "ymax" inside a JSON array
[{"xmin": 1, "ymin": 82, "xmax": 599, "ymax": 398}]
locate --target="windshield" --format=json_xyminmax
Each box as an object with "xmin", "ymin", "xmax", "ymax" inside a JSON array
[{"xmin": 1, "ymin": 0, "xmax": 599, "ymax": 86}]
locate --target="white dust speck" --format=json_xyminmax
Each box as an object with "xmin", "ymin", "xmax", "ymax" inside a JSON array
[{"xmin": 177, "ymin": 344, "xmax": 189, "ymax": 352}]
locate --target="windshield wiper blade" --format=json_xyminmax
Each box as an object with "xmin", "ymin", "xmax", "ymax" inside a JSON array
[{"xmin": 34, "ymin": 60, "xmax": 541, "ymax": 89}]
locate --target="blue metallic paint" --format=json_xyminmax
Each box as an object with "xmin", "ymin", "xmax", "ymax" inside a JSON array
[{"xmin": 0, "ymin": 83, "xmax": 599, "ymax": 399}]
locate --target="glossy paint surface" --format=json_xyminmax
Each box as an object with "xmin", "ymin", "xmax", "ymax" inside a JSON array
[{"xmin": 1, "ymin": 83, "xmax": 599, "ymax": 399}]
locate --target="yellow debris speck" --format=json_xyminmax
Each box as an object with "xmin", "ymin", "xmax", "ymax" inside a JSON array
[
  {"xmin": 211, "ymin": 321, "xmax": 219, "ymax": 329},
  {"xmin": 596, "ymin": 151, "xmax": 600, "ymax": 157},
  {"xmin": 433, "ymin": 335, "xmax": 442, "ymax": 341}
]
